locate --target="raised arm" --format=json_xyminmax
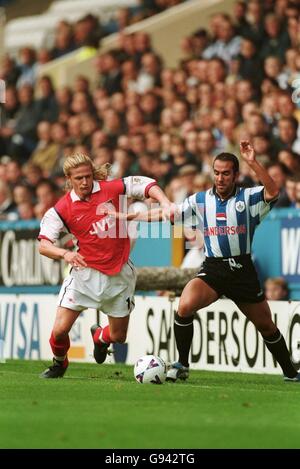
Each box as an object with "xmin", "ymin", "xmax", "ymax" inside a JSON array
[{"xmin": 239, "ymin": 140, "xmax": 279, "ymax": 201}]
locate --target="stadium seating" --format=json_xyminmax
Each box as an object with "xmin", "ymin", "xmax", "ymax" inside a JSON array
[{"xmin": 4, "ymin": 0, "xmax": 138, "ymax": 54}]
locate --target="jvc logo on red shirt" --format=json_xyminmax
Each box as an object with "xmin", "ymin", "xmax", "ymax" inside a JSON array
[{"xmin": 89, "ymin": 216, "xmax": 117, "ymax": 237}]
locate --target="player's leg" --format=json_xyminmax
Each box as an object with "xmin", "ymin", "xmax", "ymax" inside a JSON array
[
  {"xmin": 41, "ymin": 307, "xmax": 81, "ymax": 378},
  {"xmin": 237, "ymin": 300, "xmax": 299, "ymax": 380},
  {"xmin": 168, "ymin": 278, "xmax": 218, "ymax": 381},
  {"xmin": 91, "ymin": 315, "xmax": 130, "ymax": 364},
  {"xmin": 91, "ymin": 261, "xmax": 135, "ymax": 364}
]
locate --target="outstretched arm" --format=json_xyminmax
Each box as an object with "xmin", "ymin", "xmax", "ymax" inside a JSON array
[
  {"xmin": 105, "ymin": 207, "xmax": 164, "ymax": 222},
  {"xmin": 239, "ymin": 140, "xmax": 279, "ymax": 201},
  {"xmin": 147, "ymin": 184, "xmax": 172, "ymax": 209},
  {"xmin": 105, "ymin": 204, "xmax": 182, "ymax": 222}
]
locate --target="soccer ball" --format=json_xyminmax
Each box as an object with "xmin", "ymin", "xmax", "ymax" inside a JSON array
[{"xmin": 134, "ymin": 355, "xmax": 167, "ymax": 384}]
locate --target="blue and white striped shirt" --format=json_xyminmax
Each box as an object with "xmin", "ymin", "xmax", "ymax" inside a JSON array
[{"xmin": 177, "ymin": 186, "xmax": 275, "ymax": 258}]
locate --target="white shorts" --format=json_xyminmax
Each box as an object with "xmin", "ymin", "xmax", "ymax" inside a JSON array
[{"xmin": 57, "ymin": 260, "xmax": 137, "ymax": 318}]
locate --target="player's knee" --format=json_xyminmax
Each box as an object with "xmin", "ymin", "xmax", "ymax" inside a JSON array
[
  {"xmin": 178, "ymin": 301, "xmax": 194, "ymax": 318},
  {"xmin": 110, "ymin": 331, "xmax": 127, "ymax": 343},
  {"xmin": 52, "ymin": 328, "xmax": 69, "ymax": 341}
]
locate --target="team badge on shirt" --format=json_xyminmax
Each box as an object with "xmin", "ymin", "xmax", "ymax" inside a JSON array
[{"xmin": 235, "ymin": 201, "xmax": 245, "ymax": 212}]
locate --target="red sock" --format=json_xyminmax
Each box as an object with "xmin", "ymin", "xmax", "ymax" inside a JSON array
[
  {"xmin": 49, "ymin": 331, "xmax": 70, "ymax": 359},
  {"xmin": 101, "ymin": 325, "xmax": 112, "ymax": 344},
  {"xmin": 93, "ymin": 325, "xmax": 112, "ymax": 344}
]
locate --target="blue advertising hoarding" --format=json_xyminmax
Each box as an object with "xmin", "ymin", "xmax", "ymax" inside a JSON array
[{"xmin": 253, "ymin": 208, "xmax": 300, "ymax": 300}]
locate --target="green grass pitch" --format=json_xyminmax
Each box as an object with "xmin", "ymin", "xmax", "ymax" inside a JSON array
[{"xmin": 0, "ymin": 360, "xmax": 299, "ymax": 449}]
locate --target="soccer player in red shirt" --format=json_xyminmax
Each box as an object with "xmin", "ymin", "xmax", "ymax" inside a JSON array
[{"xmin": 38, "ymin": 153, "xmax": 171, "ymax": 378}]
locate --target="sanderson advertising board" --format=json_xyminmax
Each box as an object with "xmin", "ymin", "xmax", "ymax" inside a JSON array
[{"xmin": 0, "ymin": 296, "xmax": 299, "ymax": 375}]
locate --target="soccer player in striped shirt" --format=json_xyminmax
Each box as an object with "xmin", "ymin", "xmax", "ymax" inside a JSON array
[
  {"xmin": 38, "ymin": 153, "xmax": 170, "ymax": 378},
  {"xmin": 167, "ymin": 141, "xmax": 300, "ymax": 382},
  {"xmin": 124, "ymin": 141, "xmax": 300, "ymax": 383}
]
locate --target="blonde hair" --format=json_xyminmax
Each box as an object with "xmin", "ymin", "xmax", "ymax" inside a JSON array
[{"xmin": 63, "ymin": 153, "xmax": 111, "ymax": 190}]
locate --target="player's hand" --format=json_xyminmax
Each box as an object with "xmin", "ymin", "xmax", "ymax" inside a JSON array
[
  {"xmin": 63, "ymin": 251, "xmax": 87, "ymax": 269},
  {"xmin": 240, "ymin": 140, "xmax": 255, "ymax": 164},
  {"xmin": 161, "ymin": 203, "xmax": 178, "ymax": 222}
]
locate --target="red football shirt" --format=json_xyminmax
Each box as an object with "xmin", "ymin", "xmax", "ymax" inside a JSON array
[{"xmin": 38, "ymin": 177, "xmax": 157, "ymax": 275}]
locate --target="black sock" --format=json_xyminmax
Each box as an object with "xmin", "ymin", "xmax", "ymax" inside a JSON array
[
  {"xmin": 263, "ymin": 329, "xmax": 297, "ymax": 378},
  {"xmin": 174, "ymin": 313, "xmax": 194, "ymax": 367}
]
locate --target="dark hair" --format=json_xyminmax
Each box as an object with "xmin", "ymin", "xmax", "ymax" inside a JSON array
[{"xmin": 213, "ymin": 152, "xmax": 239, "ymax": 173}]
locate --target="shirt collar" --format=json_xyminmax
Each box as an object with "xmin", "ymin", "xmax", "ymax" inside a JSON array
[
  {"xmin": 70, "ymin": 180, "xmax": 100, "ymax": 202},
  {"xmin": 210, "ymin": 185, "xmax": 239, "ymax": 200}
]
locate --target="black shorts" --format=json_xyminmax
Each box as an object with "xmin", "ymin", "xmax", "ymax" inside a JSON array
[{"xmin": 196, "ymin": 254, "xmax": 265, "ymax": 304}]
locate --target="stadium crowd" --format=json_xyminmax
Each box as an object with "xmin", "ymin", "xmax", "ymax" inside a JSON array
[{"xmin": 0, "ymin": 0, "xmax": 300, "ymax": 228}]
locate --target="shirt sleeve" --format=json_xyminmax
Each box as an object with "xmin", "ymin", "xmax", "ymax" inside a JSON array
[
  {"xmin": 38, "ymin": 207, "xmax": 67, "ymax": 242},
  {"xmin": 123, "ymin": 176, "xmax": 157, "ymax": 200},
  {"xmin": 248, "ymin": 186, "xmax": 273, "ymax": 222}
]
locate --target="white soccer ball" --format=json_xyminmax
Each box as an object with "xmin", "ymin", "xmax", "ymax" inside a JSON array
[{"xmin": 134, "ymin": 354, "xmax": 167, "ymax": 384}]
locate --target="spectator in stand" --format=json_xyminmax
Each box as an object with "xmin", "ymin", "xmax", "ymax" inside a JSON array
[
  {"xmin": 17, "ymin": 201, "xmax": 35, "ymax": 220},
  {"xmin": 0, "ymin": 54, "xmax": 20, "ymax": 86},
  {"xmin": 135, "ymin": 52, "xmax": 162, "ymax": 93},
  {"xmin": 22, "ymin": 163, "xmax": 44, "ymax": 191},
  {"xmin": 241, "ymin": 0, "xmax": 265, "ymax": 48},
  {"xmin": 287, "ymin": 17, "xmax": 300, "ymax": 50},
  {"xmin": 35, "ymin": 75, "xmax": 59, "ymax": 123},
  {"xmin": 55, "ymin": 86, "xmax": 72, "ymax": 114},
  {"xmin": 202, "ymin": 17, "xmax": 241, "ymax": 65},
  {"xmin": 51, "ymin": 21, "xmax": 76, "ymax": 59},
  {"xmin": 36, "ymin": 48, "xmax": 53, "ymax": 67},
  {"xmin": 236, "ymin": 37, "xmax": 263, "ymax": 87},
  {"xmin": 197, "ymin": 130, "xmax": 217, "ymax": 174},
  {"xmin": 260, "ymin": 13, "xmax": 291, "ymax": 62},
  {"xmin": 235, "ymin": 80, "xmax": 256, "ymax": 106},
  {"xmin": 233, "ymin": 0, "xmax": 248, "ymax": 35},
  {"xmin": 8, "ymin": 84, "xmax": 39, "ymax": 163},
  {"xmin": 265, "ymin": 277, "xmax": 289, "ymax": 301},
  {"xmin": 277, "ymin": 92, "xmax": 298, "ymax": 119},
  {"xmin": 140, "ymin": 92, "xmax": 161, "ymax": 125},
  {"xmin": 252, "ymin": 135, "xmax": 272, "ymax": 163},
  {"xmin": 28, "ymin": 121, "xmax": 59, "ymax": 175},
  {"xmin": 0, "ymin": 180, "xmax": 18, "ymax": 220},
  {"xmin": 273, "ymin": 116, "xmax": 300, "ymax": 154},
  {"xmin": 0, "ymin": 86, "xmax": 19, "ymax": 156},
  {"xmin": 16, "ymin": 47, "xmax": 37, "ymax": 89},
  {"xmin": 35, "ymin": 179, "xmax": 60, "ymax": 218},
  {"xmin": 218, "ymin": 118, "xmax": 240, "ymax": 154},
  {"xmin": 279, "ymin": 174, "xmax": 300, "ymax": 207},
  {"xmin": 278, "ymin": 149, "xmax": 300, "ymax": 174},
  {"xmin": 132, "ymin": 32, "xmax": 153, "ymax": 66},
  {"xmin": 263, "ymin": 56, "xmax": 287, "ymax": 90},
  {"xmin": 5, "ymin": 160, "xmax": 24, "ymax": 189},
  {"xmin": 169, "ymin": 135, "xmax": 196, "ymax": 177},
  {"xmin": 177, "ymin": 164, "xmax": 199, "ymax": 197},
  {"xmin": 97, "ymin": 52, "xmax": 122, "ymax": 96},
  {"xmin": 267, "ymin": 162, "xmax": 291, "ymax": 207},
  {"xmin": 73, "ymin": 14, "xmax": 103, "ymax": 49},
  {"xmin": 13, "ymin": 184, "xmax": 34, "ymax": 206}
]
